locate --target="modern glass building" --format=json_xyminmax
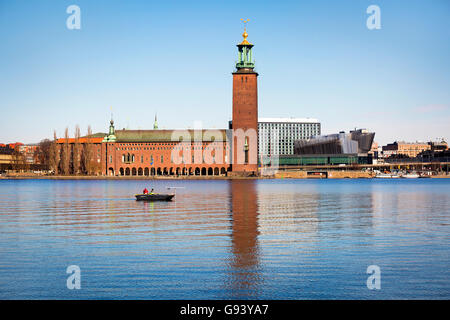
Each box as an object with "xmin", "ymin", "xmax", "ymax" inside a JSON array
[{"xmin": 258, "ymin": 118, "xmax": 321, "ymax": 157}]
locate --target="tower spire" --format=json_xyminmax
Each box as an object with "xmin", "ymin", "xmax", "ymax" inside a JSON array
[
  {"xmin": 153, "ymin": 113, "xmax": 158, "ymax": 130},
  {"xmin": 109, "ymin": 106, "xmax": 114, "ymax": 135},
  {"xmin": 103, "ymin": 109, "xmax": 116, "ymax": 142},
  {"xmin": 236, "ymin": 19, "xmax": 255, "ymax": 70},
  {"xmin": 240, "ymin": 19, "xmax": 251, "ymax": 45}
]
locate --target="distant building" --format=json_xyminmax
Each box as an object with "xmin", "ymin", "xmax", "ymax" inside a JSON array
[
  {"xmin": 274, "ymin": 128, "xmax": 376, "ymax": 166},
  {"xmin": 382, "ymin": 141, "xmax": 431, "ymax": 158},
  {"xmin": 419, "ymin": 141, "xmax": 450, "ymax": 162},
  {"xmin": 368, "ymin": 142, "xmax": 380, "ymax": 159},
  {"xmin": 295, "ymin": 129, "xmax": 374, "ymax": 155},
  {"xmin": 0, "ymin": 143, "xmax": 34, "ymax": 172},
  {"xmin": 0, "ymin": 147, "xmax": 14, "ymax": 170},
  {"xmin": 428, "ymin": 139, "xmax": 448, "ymax": 151},
  {"xmin": 258, "ymin": 118, "xmax": 321, "ymax": 157},
  {"xmin": 18, "ymin": 145, "xmax": 39, "ymax": 164}
]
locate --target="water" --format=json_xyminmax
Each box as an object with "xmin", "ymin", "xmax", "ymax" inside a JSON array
[{"xmin": 0, "ymin": 179, "xmax": 449, "ymax": 299}]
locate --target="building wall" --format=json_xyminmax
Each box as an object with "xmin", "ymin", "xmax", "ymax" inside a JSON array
[
  {"xmin": 104, "ymin": 141, "xmax": 231, "ymax": 176},
  {"xmin": 258, "ymin": 119, "xmax": 321, "ymax": 157},
  {"xmin": 18, "ymin": 145, "xmax": 39, "ymax": 164},
  {"xmin": 232, "ymin": 72, "xmax": 258, "ymax": 174},
  {"xmin": 56, "ymin": 140, "xmax": 103, "ymax": 175},
  {"xmin": 0, "ymin": 153, "xmax": 13, "ymax": 165},
  {"xmin": 398, "ymin": 142, "xmax": 431, "ymax": 157},
  {"xmin": 383, "ymin": 142, "xmax": 431, "ymax": 158}
]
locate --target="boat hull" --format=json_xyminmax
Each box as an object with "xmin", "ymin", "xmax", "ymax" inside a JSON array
[
  {"xmin": 135, "ymin": 194, "xmax": 175, "ymax": 201},
  {"xmin": 403, "ymin": 174, "xmax": 420, "ymax": 178},
  {"xmin": 375, "ymin": 174, "xmax": 400, "ymax": 178}
]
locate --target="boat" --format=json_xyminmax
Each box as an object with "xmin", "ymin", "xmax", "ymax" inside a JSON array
[
  {"xmin": 135, "ymin": 193, "xmax": 175, "ymax": 201},
  {"xmin": 402, "ymin": 173, "xmax": 420, "ymax": 179},
  {"xmin": 375, "ymin": 173, "xmax": 400, "ymax": 178}
]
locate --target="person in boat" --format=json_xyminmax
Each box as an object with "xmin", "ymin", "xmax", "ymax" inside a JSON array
[
  {"xmin": 143, "ymin": 188, "xmax": 148, "ymax": 194},
  {"xmin": 150, "ymin": 188, "xmax": 154, "ymax": 195}
]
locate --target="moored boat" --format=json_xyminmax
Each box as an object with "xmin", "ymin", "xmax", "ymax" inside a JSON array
[
  {"xmin": 135, "ymin": 193, "xmax": 175, "ymax": 201},
  {"xmin": 402, "ymin": 173, "xmax": 420, "ymax": 178},
  {"xmin": 375, "ymin": 173, "xmax": 400, "ymax": 178}
]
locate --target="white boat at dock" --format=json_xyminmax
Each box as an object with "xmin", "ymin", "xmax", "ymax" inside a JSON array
[
  {"xmin": 402, "ymin": 173, "xmax": 420, "ymax": 178},
  {"xmin": 375, "ymin": 173, "xmax": 401, "ymax": 178}
]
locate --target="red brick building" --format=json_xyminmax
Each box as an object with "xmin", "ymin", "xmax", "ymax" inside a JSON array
[
  {"xmin": 101, "ymin": 125, "xmax": 231, "ymax": 176},
  {"xmin": 55, "ymin": 28, "xmax": 259, "ymax": 177}
]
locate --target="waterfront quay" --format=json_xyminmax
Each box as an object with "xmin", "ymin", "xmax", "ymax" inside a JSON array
[{"xmin": 2, "ymin": 161, "xmax": 450, "ymax": 180}]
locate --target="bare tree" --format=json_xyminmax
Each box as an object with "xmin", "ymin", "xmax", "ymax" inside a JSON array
[
  {"xmin": 73, "ymin": 125, "xmax": 81, "ymax": 175},
  {"xmin": 37, "ymin": 139, "xmax": 52, "ymax": 170},
  {"xmin": 49, "ymin": 130, "xmax": 60, "ymax": 175},
  {"xmin": 11, "ymin": 147, "xmax": 26, "ymax": 172},
  {"xmin": 83, "ymin": 125, "xmax": 93, "ymax": 175},
  {"xmin": 61, "ymin": 127, "xmax": 70, "ymax": 175}
]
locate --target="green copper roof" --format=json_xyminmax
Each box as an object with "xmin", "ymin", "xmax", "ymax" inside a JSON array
[
  {"xmin": 81, "ymin": 132, "xmax": 106, "ymax": 138},
  {"xmin": 114, "ymin": 129, "xmax": 228, "ymax": 142}
]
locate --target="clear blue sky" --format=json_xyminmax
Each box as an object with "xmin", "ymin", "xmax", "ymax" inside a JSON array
[{"xmin": 0, "ymin": 0, "xmax": 449, "ymax": 145}]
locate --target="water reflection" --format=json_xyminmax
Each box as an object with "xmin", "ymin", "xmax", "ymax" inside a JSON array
[
  {"xmin": 257, "ymin": 183, "xmax": 320, "ymax": 245},
  {"xmin": 226, "ymin": 180, "xmax": 261, "ymax": 298},
  {"xmin": 0, "ymin": 179, "xmax": 449, "ymax": 299}
]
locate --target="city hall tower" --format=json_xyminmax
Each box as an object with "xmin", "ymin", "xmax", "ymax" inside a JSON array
[{"xmin": 231, "ymin": 22, "xmax": 259, "ymax": 175}]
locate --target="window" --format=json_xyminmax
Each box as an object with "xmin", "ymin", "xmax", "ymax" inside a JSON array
[{"xmin": 161, "ymin": 155, "xmax": 163, "ymax": 163}]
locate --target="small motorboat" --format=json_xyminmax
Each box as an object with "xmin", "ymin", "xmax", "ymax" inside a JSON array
[
  {"xmin": 135, "ymin": 193, "xmax": 175, "ymax": 201},
  {"xmin": 402, "ymin": 173, "xmax": 420, "ymax": 179},
  {"xmin": 375, "ymin": 173, "xmax": 400, "ymax": 178}
]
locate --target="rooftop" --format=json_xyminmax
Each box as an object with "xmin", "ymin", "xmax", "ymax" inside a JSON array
[
  {"xmin": 258, "ymin": 117, "xmax": 320, "ymax": 124},
  {"xmin": 114, "ymin": 129, "xmax": 228, "ymax": 143}
]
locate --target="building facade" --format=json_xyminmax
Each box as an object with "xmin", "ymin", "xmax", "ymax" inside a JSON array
[
  {"xmin": 102, "ymin": 124, "xmax": 231, "ymax": 176},
  {"xmin": 258, "ymin": 117, "xmax": 320, "ymax": 158},
  {"xmin": 382, "ymin": 141, "xmax": 431, "ymax": 158},
  {"xmin": 272, "ymin": 128, "xmax": 376, "ymax": 166}
]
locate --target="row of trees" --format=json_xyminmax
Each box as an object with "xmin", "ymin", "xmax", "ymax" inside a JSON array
[{"xmin": 38, "ymin": 125, "xmax": 101, "ymax": 175}]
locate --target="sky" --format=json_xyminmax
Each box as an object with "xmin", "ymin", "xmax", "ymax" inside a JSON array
[{"xmin": 0, "ymin": 0, "xmax": 449, "ymax": 145}]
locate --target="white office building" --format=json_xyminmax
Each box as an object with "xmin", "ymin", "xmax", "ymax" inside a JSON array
[{"xmin": 258, "ymin": 117, "xmax": 321, "ymax": 157}]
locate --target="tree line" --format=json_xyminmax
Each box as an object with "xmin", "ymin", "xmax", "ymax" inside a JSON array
[{"xmin": 38, "ymin": 125, "xmax": 101, "ymax": 175}]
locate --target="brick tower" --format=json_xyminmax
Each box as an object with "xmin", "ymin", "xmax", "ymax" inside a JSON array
[{"xmin": 231, "ymin": 23, "xmax": 258, "ymax": 175}]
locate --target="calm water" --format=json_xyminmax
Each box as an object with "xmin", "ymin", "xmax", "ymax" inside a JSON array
[{"xmin": 0, "ymin": 179, "xmax": 449, "ymax": 299}]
